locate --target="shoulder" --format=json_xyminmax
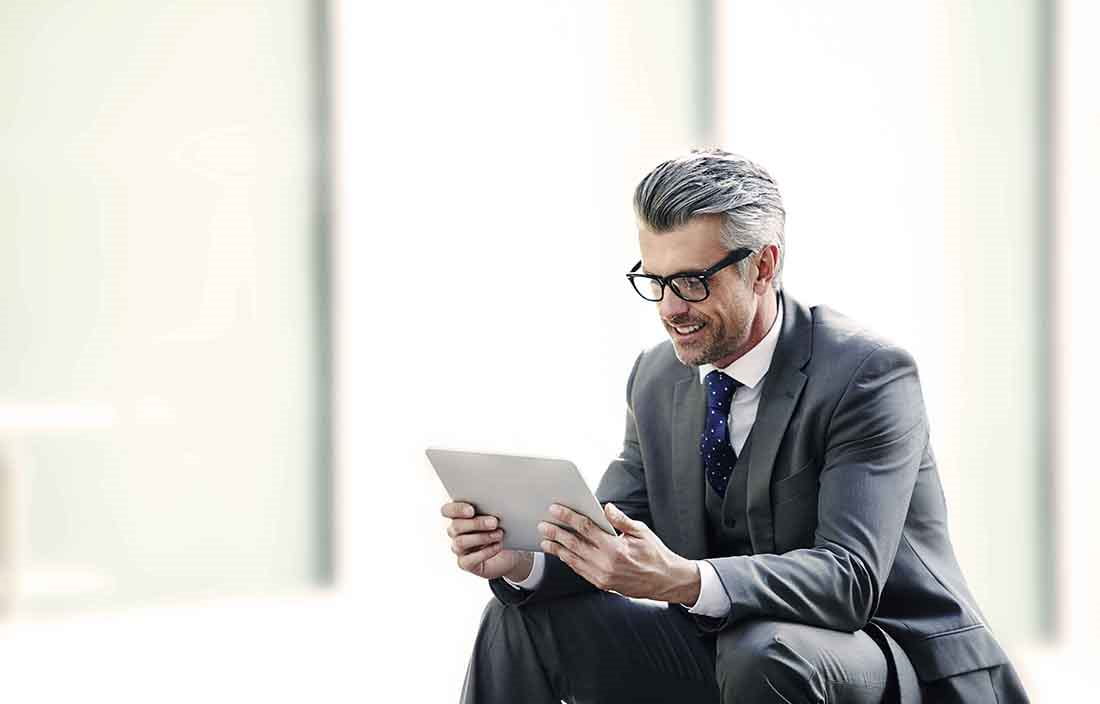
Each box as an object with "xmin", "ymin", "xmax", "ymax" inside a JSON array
[
  {"xmin": 803, "ymin": 305, "xmax": 927, "ymax": 442},
  {"xmin": 635, "ymin": 339, "xmax": 687, "ymax": 379},
  {"xmin": 622, "ymin": 339, "xmax": 693, "ymax": 401},
  {"xmin": 806, "ymin": 303, "xmax": 917, "ymax": 378},
  {"xmin": 799, "ymin": 303, "xmax": 924, "ymax": 432}
]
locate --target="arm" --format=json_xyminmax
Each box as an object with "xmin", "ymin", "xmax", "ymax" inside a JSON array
[
  {"xmin": 704, "ymin": 345, "xmax": 926, "ymax": 632},
  {"xmin": 594, "ymin": 352, "xmax": 653, "ymax": 527}
]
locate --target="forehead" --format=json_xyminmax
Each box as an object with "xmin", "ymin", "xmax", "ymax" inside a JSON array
[{"xmin": 637, "ymin": 215, "xmax": 727, "ymax": 275}]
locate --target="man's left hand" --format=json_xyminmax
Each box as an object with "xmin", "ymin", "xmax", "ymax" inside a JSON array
[{"xmin": 538, "ymin": 502, "xmax": 700, "ymax": 604}]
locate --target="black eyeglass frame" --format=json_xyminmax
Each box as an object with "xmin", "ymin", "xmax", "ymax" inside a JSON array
[{"xmin": 626, "ymin": 247, "xmax": 754, "ymax": 302}]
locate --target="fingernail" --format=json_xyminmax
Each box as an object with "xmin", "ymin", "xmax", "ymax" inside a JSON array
[
  {"xmin": 486, "ymin": 517, "xmax": 497, "ymax": 529},
  {"xmin": 540, "ymin": 541, "xmax": 552, "ymax": 552}
]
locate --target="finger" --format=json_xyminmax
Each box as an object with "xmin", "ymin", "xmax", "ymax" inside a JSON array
[
  {"xmin": 454, "ymin": 529, "xmax": 504, "ymax": 553},
  {"xmin": 451, "ymin": 532, "xmax": 503, "ymax": 556},
  {"xmin": 446, "ymin": 515, "xmax": 499, "ymax": 538},
  {"xmin": 457, "ymin": 540, "xmax": 503, "ymax": 572},
  {"xmin": 441, "ymin": 502, "xmax": 475, "ymax": 519},
  {"xmin": 542, "ymin": 539, "xmax": 603, "ymax": 589},
  {"xmin": 538, "ymin": 521, "xmax": 595, "ymax": 559},
  {"xmin": 451, "ymin": 535, "xmax": 503, "ymax": 557},
  {"xmin": 549, "ymin": 504, "xmax": 600, "ymax": 543},
  {"xmin": 604, "ymin": 502, "xmax": 643, "ymax": 535}
]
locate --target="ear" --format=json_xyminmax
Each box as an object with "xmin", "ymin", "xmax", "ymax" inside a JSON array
[{"xmin": 753, "ymin": 244, "xmax": 779, "ymax": 293}]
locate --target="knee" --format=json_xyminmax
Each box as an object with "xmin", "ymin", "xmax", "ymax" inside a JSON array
[
  {"xmin": 715, "ymin": 621, "xmax": 824, "ymax": 703},
  {"xmin": 472, "ymin": 596, "xmax": 511, "ymax": 647},
  {"xmin": 473, "ymin": 595, "xmax": 554, "ymax": 649},
  {"xmin": 479, "ymin": 594, "xmax": 508, "ymax": 625}
]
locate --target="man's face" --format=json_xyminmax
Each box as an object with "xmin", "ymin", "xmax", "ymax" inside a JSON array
[{"xmin": 638, "ymin": 215, "xmax": 757, "ymax": 368}]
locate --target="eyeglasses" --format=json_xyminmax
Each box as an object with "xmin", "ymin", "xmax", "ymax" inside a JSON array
[{"xmin": 626, "ymin": 248, "xmax": 754, "ymax": 302}]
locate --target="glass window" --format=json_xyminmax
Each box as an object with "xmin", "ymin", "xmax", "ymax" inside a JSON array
[{"xmin": 0, "ymin": 0, "xmax": 330, "ymax": 614}]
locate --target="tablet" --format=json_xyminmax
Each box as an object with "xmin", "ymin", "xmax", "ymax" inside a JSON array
[{"xmin": 426, "ymin": 447, "xmax": 617, "ymax": 552}]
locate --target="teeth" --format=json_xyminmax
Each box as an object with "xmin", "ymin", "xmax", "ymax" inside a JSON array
[{"xmin": 675, "ymin": 323, "xmax": 703, "ymax": 334}]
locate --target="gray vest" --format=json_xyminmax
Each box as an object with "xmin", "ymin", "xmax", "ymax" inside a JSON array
[{"xmin": 705, "ymin": 426, "xmax": 756, "ymax": 558}]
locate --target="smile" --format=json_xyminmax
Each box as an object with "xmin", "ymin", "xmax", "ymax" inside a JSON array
[{"xmin": 672, "ymin": 322, "xmax": 705, "ymax": 336}]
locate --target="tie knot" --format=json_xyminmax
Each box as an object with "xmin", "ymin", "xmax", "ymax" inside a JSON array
[{"xmin": 704, "ymin": 370, "xmax": 739, "ymax": 412}]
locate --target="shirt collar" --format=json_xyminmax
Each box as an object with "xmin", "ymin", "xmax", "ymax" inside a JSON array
[{"xmin": 697, "ymin": 297, "xmax": 784, "ymax": 390}]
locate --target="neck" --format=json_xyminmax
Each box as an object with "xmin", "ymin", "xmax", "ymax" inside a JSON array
[{"xmin": 712, "ymin": 289, "xmax": 779, "ymax": 369}]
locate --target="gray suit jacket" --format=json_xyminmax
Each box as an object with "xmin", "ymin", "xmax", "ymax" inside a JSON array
[{"xmin": 491, "ymin": 291, "xmax": 1027, "ymax": 702}]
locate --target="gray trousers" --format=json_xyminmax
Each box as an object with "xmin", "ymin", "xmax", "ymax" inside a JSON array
[{"xmin": 460, "ymin": 590, "xmax": 920, "ymax": 704}]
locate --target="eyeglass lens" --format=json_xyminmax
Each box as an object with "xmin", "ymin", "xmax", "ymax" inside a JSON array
[{"xmin": 633, "ymin": 276, "xmax": 708, "ymax": 302}]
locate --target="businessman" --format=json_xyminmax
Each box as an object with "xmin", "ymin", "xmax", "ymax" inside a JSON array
[{"xmin": 442, "ymin": 149, "xmax": 1029, "ymax": 703}]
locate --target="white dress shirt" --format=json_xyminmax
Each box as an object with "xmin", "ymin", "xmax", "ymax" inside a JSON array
[{"xmin": 507, "ymin": 301, "xmax": 785, "ymax": 620}]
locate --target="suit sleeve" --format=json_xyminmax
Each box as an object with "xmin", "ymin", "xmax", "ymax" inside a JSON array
[
  {"xmin": 489, "ymin": 350, "xmax": 651, "ymax": 606},
  {"xmin": 595, "ymin": 350, "xmax": 653, "ymax": 526},
  {"xmin": 702, "ymin": 344, "xmax": 927, "ymax": 632}
]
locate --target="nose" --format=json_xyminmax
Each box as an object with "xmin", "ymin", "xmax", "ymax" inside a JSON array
[{"xmin": 658, "ymin": 288, "xmax": 690, "ymax": 320}]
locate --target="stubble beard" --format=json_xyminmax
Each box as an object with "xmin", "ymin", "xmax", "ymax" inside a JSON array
[{"xmin": 670, "ymin": 315, "xmax": 750, "ymax": 368}]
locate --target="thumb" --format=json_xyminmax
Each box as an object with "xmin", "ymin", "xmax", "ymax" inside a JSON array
[{"xmin": 604, "ymin": 502, "xmax": 643, "ymax": 535}]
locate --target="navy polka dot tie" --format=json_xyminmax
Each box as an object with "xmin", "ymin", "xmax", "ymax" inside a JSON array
[{"xmin": 701, "ymin": 370, "xmax": 741, "ymax": 497}]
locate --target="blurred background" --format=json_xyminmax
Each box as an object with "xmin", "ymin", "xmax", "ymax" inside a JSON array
[{"xmin": 0, "ymin": 0, "xmax": 1095, "ymax": 701}]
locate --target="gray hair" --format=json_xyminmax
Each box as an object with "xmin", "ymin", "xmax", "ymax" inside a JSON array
[{"xmin": 633, "ymin": 148, "xmax": 786, "ymax": 290}]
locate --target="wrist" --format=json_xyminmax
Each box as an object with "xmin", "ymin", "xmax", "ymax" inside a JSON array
[
  {"xmin": 504, "ymin": 551, "xmax": 534, "ymax": 583},
  {"xmin": 664, "ymin": 557, "xmax": 702, "ymax": 605}
]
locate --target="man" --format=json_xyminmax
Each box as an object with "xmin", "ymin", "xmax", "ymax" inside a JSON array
[{"xmin": 442, "ymin": 149, "xmax": 1029, "ymax": 703}]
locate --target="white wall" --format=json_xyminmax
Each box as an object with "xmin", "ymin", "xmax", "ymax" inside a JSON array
[
  {"xmin": 335, "ymin": 0, "xmax": 709, "ymax": 696},
  {"xmin": 0, "ymin": 0, "xmax": 325, "ymax": 614},
  {"xmin": 1038, "ymin": 0, "xmax": 1100, "ymax": 696}
]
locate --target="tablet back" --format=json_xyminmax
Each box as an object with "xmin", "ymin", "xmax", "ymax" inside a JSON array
[{"xmin": 426, "ymin": 447, "xmax": 616, "ymax": 552}]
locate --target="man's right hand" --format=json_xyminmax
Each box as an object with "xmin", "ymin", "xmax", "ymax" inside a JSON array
[{"xmin": 442, "ymin": 501, "xmax": 534, "ymax": 582}]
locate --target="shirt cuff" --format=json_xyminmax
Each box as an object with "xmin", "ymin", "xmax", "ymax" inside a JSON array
[
  {"xmin": 503, "ymin": 552, "xmax": 546, "ymax": 590},
  {"xmin": 687, "ymin": 559, "xmax": 731, "ymax": 618}
]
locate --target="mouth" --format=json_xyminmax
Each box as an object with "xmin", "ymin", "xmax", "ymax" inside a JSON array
[{"xmin": 668, "ymin": 321, "xmax": 706, "ymax": 340}]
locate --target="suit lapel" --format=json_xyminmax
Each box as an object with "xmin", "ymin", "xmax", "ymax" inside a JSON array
[
  {"xmin": 743, "ymin": 292, "xmax": 813, "ymax": 554},
  {"xmin": 666, "ymin": 292, "xmax": 813, "ymax": 559},
  {"xmin": 671, "ymin": 374, "xmax": 708, "ymax": 559}
]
